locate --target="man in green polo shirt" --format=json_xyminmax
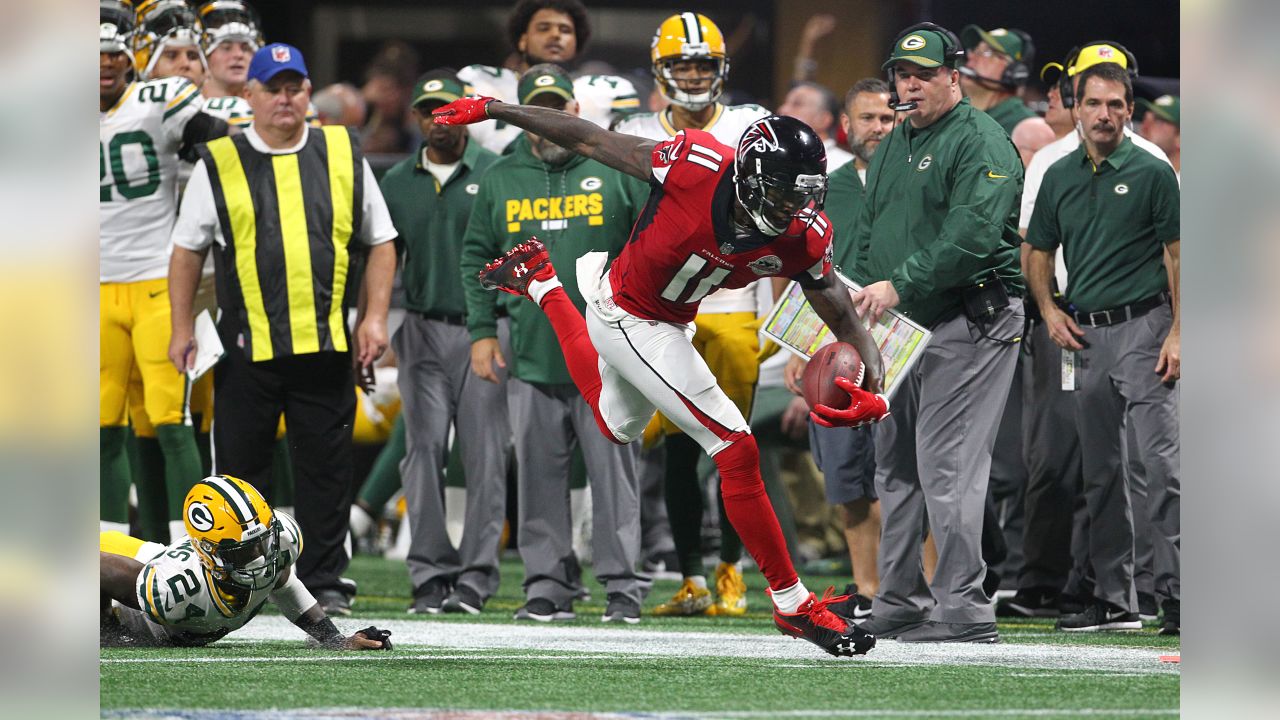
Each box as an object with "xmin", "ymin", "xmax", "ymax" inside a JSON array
[
  {"xmin": 1138, "ymin": 94, "xmax": 1180, "ymax": 176},
  {"xmin": 379, "ymin": 69, "xmax": 506, "ymax": 616},
  {"xmin": 1026, "ymin": 62, "xmax": 1180, "ymax": 635},
  {"xmin": 851, "ymin": 24, "xmax": 1025, "ymax": 644},
  {"xmin": 460, "ymin": 63, "xmax": 651, "ymax": 624},
  {"xmin": 958, "ymin": 25, "xmax": 1055, "ymax": 166}
]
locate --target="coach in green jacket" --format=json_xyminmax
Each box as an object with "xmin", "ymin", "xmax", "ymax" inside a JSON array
[
  {"xmin": 852, "ymin": 25, "xmax": 1024, "ymax": 644},
  {"xmin": 459, "ymin": 64, "xmax": 651, "ymax": 621}
]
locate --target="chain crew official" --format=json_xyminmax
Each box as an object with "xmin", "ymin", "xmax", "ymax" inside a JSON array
[{"xmin": 167, "ymin": 44, "xmax": 398, "ymax": 613}]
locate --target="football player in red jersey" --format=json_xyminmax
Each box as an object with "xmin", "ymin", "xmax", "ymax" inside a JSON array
[{"xmin": 435, "ymin": 97, "xmax": 887, "ymax": 656}]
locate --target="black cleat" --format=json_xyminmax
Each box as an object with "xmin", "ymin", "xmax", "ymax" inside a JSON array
[{"xmin": 773, "ymin": 587, "xmax": 876, "ymax": 657}]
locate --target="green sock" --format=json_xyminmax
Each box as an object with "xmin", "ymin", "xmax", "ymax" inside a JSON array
[
  {"xmin": 271, "ymin": 436, "xmax": 295, "ymax": 507},
  {"xmin": 155, "ymin": 424, "xmax": 204, "ymax": 521},
  {"xmin": 130, "ymin": 434, "xmax": 169, "ymax": 542},
  {"xmin": 100, "ymin": 426, "xmax": 132, "ymax": 524},
  {"xmin": 359, "ymin": 415, "xmax": 405, "ymax": 509}
]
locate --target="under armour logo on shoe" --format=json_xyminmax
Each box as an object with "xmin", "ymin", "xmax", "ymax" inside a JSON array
[{"xmin": 514, "ymin": 264, "xmax": 529, "ymax": 277}]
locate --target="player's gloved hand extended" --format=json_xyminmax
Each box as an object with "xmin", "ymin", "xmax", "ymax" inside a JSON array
[
  {"xmin": 347, "ymin": 625, "xmax": 392, "ymax": 651},
  {"xmin": 431, "ymin": 96, "xmax": 498, "ymax": 125},
  {"xmin": 810, "ymin": 376, "xmax": 890, "ymax": 428}
]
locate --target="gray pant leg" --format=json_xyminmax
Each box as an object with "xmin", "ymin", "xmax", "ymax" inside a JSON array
[
  {"xmin": 1073, "ymin": 324, "xmax": 1138, "ymax": 612},
  {"xmin": 916, "ymin": 305, "xmax": 1021, "ymax": 624},
  {"xmin": 453, "ymin": 319, "xmax": 512, "ymax": 600},
  {"xmin": 872, "ymin": 362, "xmax": 933, "ymax": 622},
  {"xmin": 1124, "ymin": 419, "xmax": 1155, "ymax": 603},
  {"xmin": 989, "ymin": 350, "xmax": 1028, "ymax": 588},
  {"xmin": 396, "ymin": 316, "xmax": 461, "ymax": 591},
  {"xmin": 1115, "ymin": 306, "xmax": 1180, "ymax": 605},
  {"xmin": 571, "ymin": 396, "xmax": 650, "ymax": 603},
  {"xmin": 1020, "ymin": 320, "xmax": 1085, "ymax": 593},
  {"xmin": 638, "ymin": 446, "xmax": 676, "ymax": 558},
  {"xmin": 509, "ymin": 379, "xmax": 577, "ymax": 605}
]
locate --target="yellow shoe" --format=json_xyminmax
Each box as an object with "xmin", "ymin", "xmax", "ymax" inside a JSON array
[
  {"xmin": 652, "ymin": 578, "xmax": 713, "ymax": 616},
  {"xmin": 708, "ymin": 562, "xmax": 748, "ymax": 616}
]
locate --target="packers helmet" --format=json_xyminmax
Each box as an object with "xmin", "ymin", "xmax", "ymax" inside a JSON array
[
  {"xmin": 651, "ymin": 12, "xmax": 729, "ymax": 111},
  {"xmin": 183, "ymin": 475, "xmax": 282, "ymax": 591},
  {"xmin": 133, "ymin": 0, "xmax": 206, "ymax": 81},
  {"xmin": 197, "ymin": 0, "xmax": 264, "ymax": 56},
  {"xmin": 100, "ymin": 0, "xmax": 137, "ymax": 61}
]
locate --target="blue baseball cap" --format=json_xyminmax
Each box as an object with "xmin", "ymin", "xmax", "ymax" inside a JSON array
[{"xmin": 248, "ymin": 43, "xmax": 309, "ymax": 84}]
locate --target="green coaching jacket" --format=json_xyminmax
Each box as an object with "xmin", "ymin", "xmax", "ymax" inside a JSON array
[
  {"xmin": 852, "ymin": 97, "xmax": 1025, "ymax": 327},
  {"xmin": 380, "ymin": 139, "xmax": 499, "ymax": 317},
  {"xmin": 461, "ymin": 134, "xmax": 649, "ymax": 385}
]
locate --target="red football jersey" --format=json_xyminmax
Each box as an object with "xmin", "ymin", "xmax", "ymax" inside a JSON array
[{"xmin": 607, "ymin": 128, "xmax": 833, "ymax": 324}]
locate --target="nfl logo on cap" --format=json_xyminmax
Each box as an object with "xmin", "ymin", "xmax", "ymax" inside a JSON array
[
  {"xmin": 272, "ymin": 45, "xmax": 291, "ymax": 63},
  {"xmin": 1097, "ymin": 46, "xmax": 1114, "ymax": 59}
]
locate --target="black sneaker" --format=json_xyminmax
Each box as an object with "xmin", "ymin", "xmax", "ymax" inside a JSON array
[
  {"xmin": 1138, "ymin": 592, "xmax": 1159, "ymax": 622},
  {"xmin": 1158, "ymin": 599, "xmax": 1179, "ymax": 636},
  {"xmin": 442, "ymin": 584, "xmax": 484, "ymax": 615},
  {"xmin": 408, "ymin": 577, "xmax": 451, "ymax": 615},
  {"xmin": 895, "ymin": 620, "xmax": 999, "ymax": 644},
  {"xmin": 998, "ymin": 588, "xmax": 1062, "ymax": 618},
  {"xmin": 827, "ymin": 583, "xmax": 874, "ymax": 622},
  {"xmin": 602, "ymin": 593, "xmax": 641, "ymax": 624},
  {"xmin": 857, "ymin": 614, "xmax": 929, "ymax": 639},
  {"xmin": 772, "ymin": 588, "xmax": 876, "ymax": 657},
  {"xmin": 514, "ymin": 597, "xmax": 576, "ymax": 622},
  {"xmin": 1056, "ymin": 601, "xmax": 1142, "ymax": 632},
  {"xmin": 316, "ymin": 589, "xmax": 352, "ymax": 616},
  {"xmin": 1057, "ymin": 593, "xmax": 1088, "ymax": 616}
]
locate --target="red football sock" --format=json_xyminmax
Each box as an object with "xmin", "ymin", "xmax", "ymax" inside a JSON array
[
  {"xmin": 713, "ymin": 435, "xmax": 799, "ymax": 590},
  {"xmin": 537, "ymin": 287, "xmax": 621, "ymax": 443}
]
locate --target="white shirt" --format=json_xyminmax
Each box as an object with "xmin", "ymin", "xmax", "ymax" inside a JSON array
[
  {"xmin": 172, "ymin": 126, "xmax": 396, "ymax": 252},
  {"xmin": 824, "ymin": 138, "xmax": 854, "ymax": 171},
  {"xmin": 1020, "ymin": 126, "xmax": 1172, "ymax": 288}
]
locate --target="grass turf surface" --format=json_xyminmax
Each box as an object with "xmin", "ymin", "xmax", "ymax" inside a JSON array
[{"xmin": 101, "ymin": 556, "xmax": 1180, "ymax": 718}]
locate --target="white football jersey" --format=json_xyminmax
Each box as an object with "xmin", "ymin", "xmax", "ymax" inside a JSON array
[
  {"xmin": 100, "ymin": 77, "xmax": 202, "ymax": 282},
  {"xmin": 458, "ymin": 65, "xmax": 641, "ymax": 153},
  {"xmin": 614, "ymin": 102, "xmax": 772, "ymax": 314},
  {"xmin": 199, "ymin": 95, "xmax": 254, "ymax": 129},
  {"xmin": 120, "ymin": 512, "xmax": 304, "ymax": 647}
]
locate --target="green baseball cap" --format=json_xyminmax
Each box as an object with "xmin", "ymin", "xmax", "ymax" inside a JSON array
[
  {"xmin": 411, "ymin": 70, "xmax": 469, "ymax": 109},
  {"xmin": 883, "ymin": 29, "xmax": 955, "ymax": 70},
  {"xmin": 1138, "ymin": 94, "xmax": 1179, "ymax": 126},
  {"xmin": 960, "ymin": 25, "xmax": 1028, "ymax": 62},
  {"xmin": 518, "ymin": 64, "xmax": 575, "ymax": 105}
]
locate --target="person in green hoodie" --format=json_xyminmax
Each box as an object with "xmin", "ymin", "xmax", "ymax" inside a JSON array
[
  {"xmin": 851, "ymin": 24, "xmax": 1025, "ymax": 645},
  {"xmin": 379, "ymin": 69, "xmax": 508, "ymax": 616},
  {"xmin": 459, "ymin": 64, "xmax": 652, "ymax": 624}
]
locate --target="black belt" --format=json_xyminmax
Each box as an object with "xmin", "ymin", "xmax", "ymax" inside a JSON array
[
  {"xmin": 1070, "ymin": 293, "xmax": 1169, "ymax": 328},
  {"xmin": 415, "ymin": 310, "xmax": 465, "ymax": 326}
]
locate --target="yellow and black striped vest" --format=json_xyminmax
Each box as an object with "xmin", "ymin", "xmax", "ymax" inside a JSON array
[{"xmin": 199, "ymin": 126, "xmax": 364, "ymax": 362}]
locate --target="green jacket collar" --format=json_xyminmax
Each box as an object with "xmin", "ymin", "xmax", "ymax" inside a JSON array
[
  {"xmin": 414, "ymin": 137, "xmax": 485, "ymax": 180},
  {"xmin": 905, "ymin": 96, "xmax": 971, "ymax": 139}
]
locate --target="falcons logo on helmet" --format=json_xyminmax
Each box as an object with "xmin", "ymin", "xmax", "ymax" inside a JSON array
[{"xmin": 739, "ymin": 119, "xmax": 780, "ymax": 155}]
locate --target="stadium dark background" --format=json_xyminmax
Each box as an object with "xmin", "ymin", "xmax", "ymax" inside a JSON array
[{"xmin": 252, "ymin": 0, "xmax": 1178, "ymax": 104}]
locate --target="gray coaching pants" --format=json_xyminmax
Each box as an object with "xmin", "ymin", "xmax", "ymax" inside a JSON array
[
  {"xmin": 508, "ymin": 378, "xmax": 649, "ymax": 605},
  {"xmin": 1072, "ymin": 304, "xmax": 1180, "ymax": 611},
  {"xmin": 394, "ymin": 315, "xmax": 511, "ymax": 599},
  {"xmin": 872, "ymin": 300, "xmax": 1023, "ymax": 625}
]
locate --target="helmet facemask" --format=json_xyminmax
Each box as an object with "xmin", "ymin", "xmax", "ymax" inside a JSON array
[
  {"xmin": 199, "ymin": 1, "xmax": 263, "ymax": 56},
  {"xmin": 655, "ymin": 57, "xmax": 728, "ymax": 112},
  {"xmin": 196, "ymin": 517, "xmax": 281, "ymax": 591},
  {"xmin": 735, "ymin": 163, "xmax": 827, "ymax": 236},
  {"xmin": 135, "ymin": 1, "xmax": 207, "ymax": 80},
  {"xmin": 100, "ymin": 1, "xmax": 137, "ymax": 65}
]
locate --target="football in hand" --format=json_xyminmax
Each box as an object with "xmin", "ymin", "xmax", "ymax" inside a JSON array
[{"xmin": 801, "ymin": 342, "xmax": 866, "ymax": 411}]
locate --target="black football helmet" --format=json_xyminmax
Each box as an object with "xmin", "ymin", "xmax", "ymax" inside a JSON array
[{"xmin": 734, "ymin": 116, "xmax": 828, "ymax": 236}]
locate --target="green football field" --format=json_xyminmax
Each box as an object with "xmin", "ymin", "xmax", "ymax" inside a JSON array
[{"xmin": 101, "ymin": 555, "xmax": 1180, "ymax": 719}]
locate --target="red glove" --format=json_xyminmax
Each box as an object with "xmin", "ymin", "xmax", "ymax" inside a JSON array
[
  {"xmin": 810, "ymin": 376, "xmax": 890, "ymax": 428},
  {"xmin": 432, "ymin": 96, "xmax": 497, "ymax": 125}
]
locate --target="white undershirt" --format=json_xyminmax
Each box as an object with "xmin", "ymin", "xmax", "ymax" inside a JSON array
[{"xmin": 423, "ymin": 149, "xmax": 460, "ymax": 186}]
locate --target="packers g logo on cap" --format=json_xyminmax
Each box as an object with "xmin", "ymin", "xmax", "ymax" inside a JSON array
[
  {"xmin": 901, "ymin": 34, "xmax": 927, "ymax": 51},
  {"xmin": 535, "ymin": 75, "xmax": 556, "ymax": 87},
  {"xmin": 187, "ymin": 502, "xmax": 216, "ymax": 532},
  {"xmin": 424, "ymin": 79, "xmax": 444, "ymax": 92}
]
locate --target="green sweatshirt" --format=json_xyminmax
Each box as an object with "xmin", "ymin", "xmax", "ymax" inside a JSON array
[
  {"xmin": 460, "ymin": 135, "xmax": 649, "ymax": 384},
  {"xmin": 380, "ymin": 140, "xmax": 498, "ymax": 316},
  {"xmin": 823, "ymin": 161, "xmax": 868, "ymax": 278},
  {"xmin": 985, "ymin": 96, "xmax": 1037, "ymax": 136},
  {"xmin": 852, "ymin": 98, "xmax": 1024, "ymax": 327}
]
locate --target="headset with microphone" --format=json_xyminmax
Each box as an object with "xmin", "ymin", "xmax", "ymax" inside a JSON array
[
  {"xmin": 956, "ymin": 27, "xmax": 1035, "ymax": 90},
  {"xmin": 885, "ymin": 22, "xmax": 965, "ymax": 112},
  {"xmin": 1043, "ymin": 40, "xmax": 1139, "ymax": 109}
]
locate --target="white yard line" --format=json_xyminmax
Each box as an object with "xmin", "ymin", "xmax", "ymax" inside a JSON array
[{"xmin": 104, "ymin": 615, "xmax": 1178, "ymax": 676}]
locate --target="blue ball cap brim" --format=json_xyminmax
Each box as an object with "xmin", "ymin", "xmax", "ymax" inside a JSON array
[{"xmin": 248, "ymin": 43, "xmax": 309, "ymax": 84}]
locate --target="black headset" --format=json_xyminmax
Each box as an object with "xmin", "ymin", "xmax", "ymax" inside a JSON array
[
  {"xmin": 999, "ymin": 29, "xmax": 1035, "ymax": 88},
  {"xmin": 886, "ymin": 22, "xmax": 965, "ymax": 111},
  {"xmin": 1057, "ymin": 40, "xmax": 1139, "ymax": 108}
]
